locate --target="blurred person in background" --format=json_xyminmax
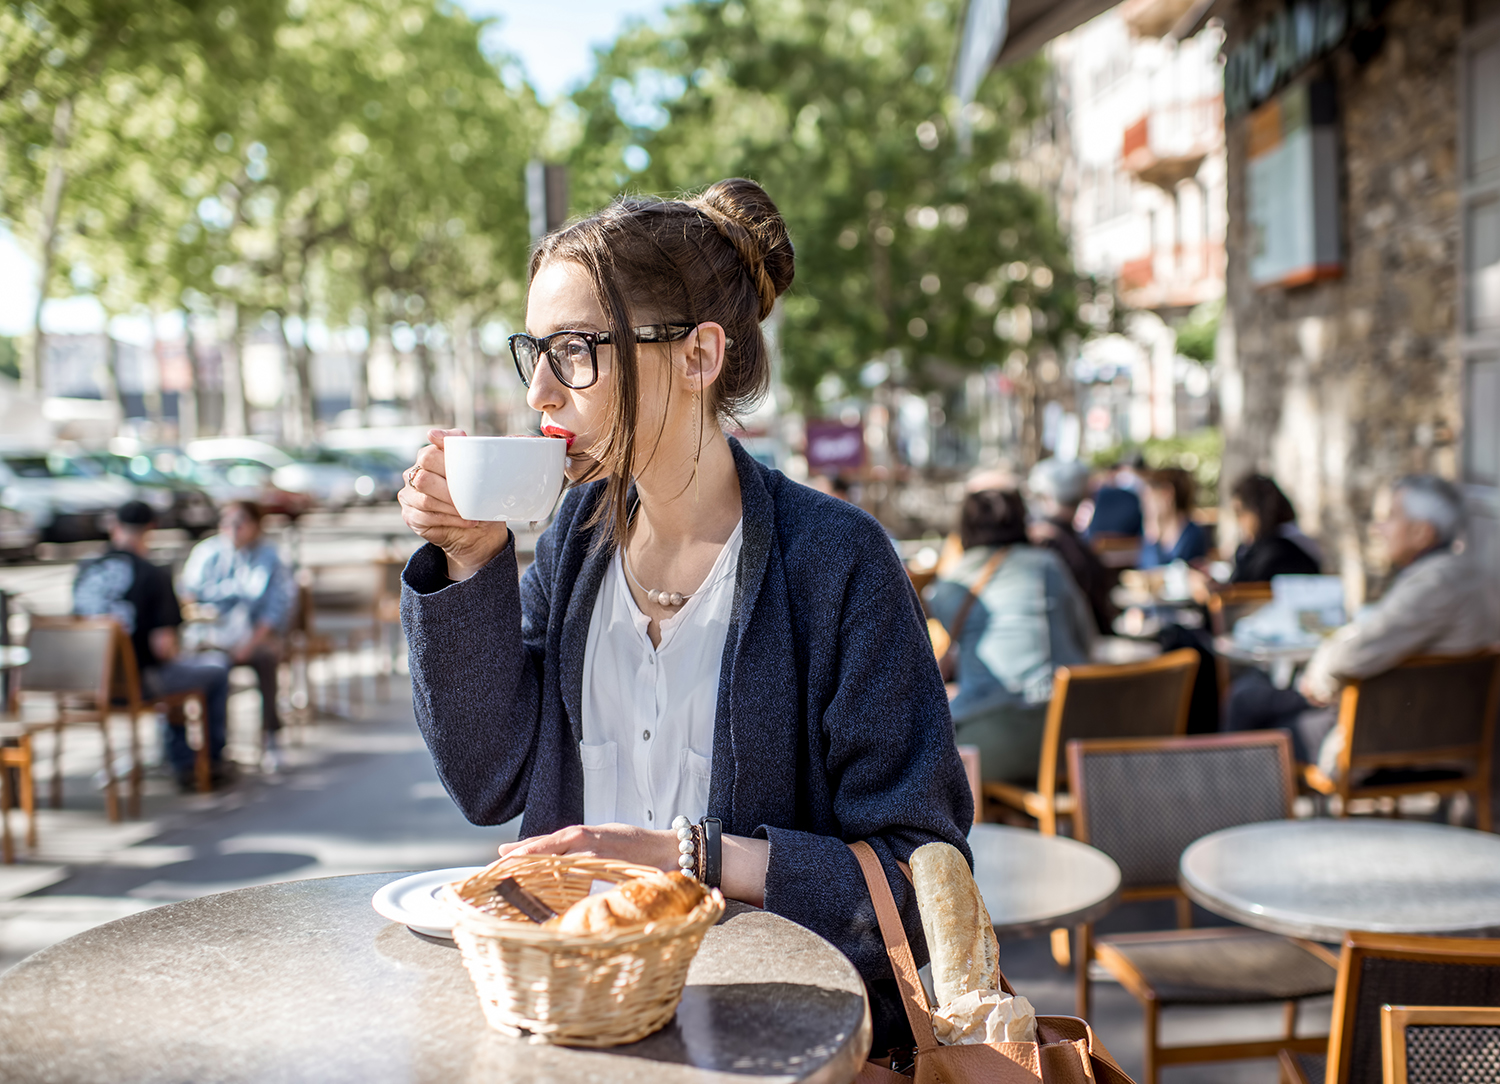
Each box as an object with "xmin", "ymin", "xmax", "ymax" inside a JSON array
[
  {"xmin": 925, "ymin": 488, "xmax": 1095, "ymax": 785},
  {"xmin": 1226, "ymin": 473, "xmax": 1321, "ymax": 581},
  {"xmin": 1224, "ymin": 475, "xmax": 1500, "ymax": 771},
  {"xmin": 179, "ymin": 501, "xmax": 293, "ymax": 770},
  {"xmin": 1027, "ymin": 458, "xmax": 1115, "ymax": 636},
  {"xmin": 73, "ymin": 501, "xmax": 232, "ymax": 791},
  {"xmin": 1138, "ymin": 467, "xmax": 1209, "ymax": 568},
  {"xmin": 1082, "ymin": 458, "xmax": 1143, "ymax": 539}
]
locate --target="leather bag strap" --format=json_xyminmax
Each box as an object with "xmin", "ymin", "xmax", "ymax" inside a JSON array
[
  {"xmin": 850, "ymin": 841, "xmax": 939, "ymax": 1053},
  {"xmin": 943, "ymin": 548, "xmax": 1006, "ymax": 645}
]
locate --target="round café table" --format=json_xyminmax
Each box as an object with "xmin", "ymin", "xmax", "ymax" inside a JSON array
[
  {"xmin": 1212, "ymin": 636, "xmax": 1319, "ymax": 689},
  {"xmin": 968, "ymin": 824, "xmax": 1122, "ymax": 938},
  {"xmin": 0, "ymin": 646, "xmax": 29, "ymax": 669},
  {"xmin": 1180, "ymin": 819, "xmax": 1500, "ymax": 942},
  {"xmin": 0, "ymin": 873, "xmax": 870, "ymax": 1084}
]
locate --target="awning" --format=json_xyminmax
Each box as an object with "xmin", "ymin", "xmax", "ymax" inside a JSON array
[{"xmin": 994, "ymin": 0, "xmax": 1123, "ymax": 63}]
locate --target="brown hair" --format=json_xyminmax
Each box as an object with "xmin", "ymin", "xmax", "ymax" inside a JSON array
[
  {"xmin": 529, "ymin": 177, "xmax": 795, "ymax": 550},
  {"xmin": 1147, "ymin": 467, "xmax": 1196, "ymax": 515},
  {"xmin": 1229, "ymin": 473, "xmax": 1295, "ymax": 541},
  {"xmin": 223, "ymin": 499, "xmax": 264, "ymax": 525},
  {"xmin": 959, "ymin": 489, "xmax": 1030, "ymax": 550}
]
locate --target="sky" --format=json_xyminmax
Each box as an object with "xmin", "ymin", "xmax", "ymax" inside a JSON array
[{"xmin": 0, "ymin": 0, "xmax": 672, "ymax": 342}]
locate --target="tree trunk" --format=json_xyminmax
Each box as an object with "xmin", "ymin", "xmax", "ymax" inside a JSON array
[
  {"xmin": 218, "ymin": 299, "xmax": 248, "ymax": 437},
  {"xmin": 415, "ymin": 331, "xmax": 436, "ymax": 425},
  {"xmin": 144, "ymin": 311, "xmax": 164, "ymax": 431},
  {"xmin": 24, "ymin": 96, "xmax": 75, "ymax": 394},
  {"xmin": 452, "ymin": 308, "xmax": 476, "ymax": 434},
  {"xmin": 275, "ymin": 312, "xmax": 301, "ymax": 447},
  {"xmin": 179, "ymin": 305, "xmax": 200, "ymax": 441}
]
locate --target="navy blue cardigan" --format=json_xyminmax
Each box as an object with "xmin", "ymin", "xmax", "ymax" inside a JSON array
[{"xmin": 401, "ymin": 440, "xmax": 973, "ymax": 1041}]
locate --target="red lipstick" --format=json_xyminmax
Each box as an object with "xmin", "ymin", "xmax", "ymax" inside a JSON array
[{"xmin": 542, "ymin": 425, "xmax": 576, "ymax": 448}]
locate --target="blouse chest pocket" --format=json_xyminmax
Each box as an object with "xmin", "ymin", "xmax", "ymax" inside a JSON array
[
  {"xmin": 579, "ymin": 741, "xmax": 619, "ymax": 825},
  {"xmin": 677, "ymin": 748, "xmax": 713, "ymax": 824}
]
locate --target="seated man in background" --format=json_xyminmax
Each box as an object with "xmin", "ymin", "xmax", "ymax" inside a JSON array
[
  {"xmin": 1225, "ymin": 475, "xmax": 1500, "ymax": 771},
  {"xmin": 73, "ymin": 501, "xmax": 232, "ymax": 791},
  {"xmin": 179, "ymin": 501, "xmax": 293, "ymax": 770},
  {"xmin": 1028, "ymin": 457, "xmax": 1116, "ymax": 636}
]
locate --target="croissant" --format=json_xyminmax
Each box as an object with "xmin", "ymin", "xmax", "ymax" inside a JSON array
[{"xmin": 551, "ymin": 871, "xmax": 705, "ymax": 935}]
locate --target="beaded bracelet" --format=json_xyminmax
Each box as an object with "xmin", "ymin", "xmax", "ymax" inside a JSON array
[{"xmin": 672, "ymin": 816, "xmax": 701, "ymax": 879}]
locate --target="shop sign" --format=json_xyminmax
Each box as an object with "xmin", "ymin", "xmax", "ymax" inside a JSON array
[
  {"xmin": 1247, "ymin": 81, "xmax": 1342, "ymax": 288},
  {"xmin": 804, "ymin": 418, "xmax": 866, "ymax": 472},
  {"xmin": 1224, "ymin": 0, "xmax": 1387, "ymax": 118}
]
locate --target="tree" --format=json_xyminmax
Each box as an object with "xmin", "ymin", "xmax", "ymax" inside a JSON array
[
  {"xmin": 0, "ymin": 0, "xmax": 281, "ymax": 392},
  {"xmin": 566, "ymin": 0, "xmax": 1087, "ymax": 429}
]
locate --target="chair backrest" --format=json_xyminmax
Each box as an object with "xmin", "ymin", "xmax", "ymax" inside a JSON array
[
  {"xmin": 1380, "ymin": 1004, "xmax": 1500, "ymax": 1084},
  {"xmin": 1329, "ymin": 933, "xmax": 1500, "ymax": 1084},
  {"xmin": 21, "ymin": 616, "xmax": 117, "ymax": 700},
  {"xmin": 1207, "ymin": 582, "xmax": 1274, "ymax": 637},
  {"xmin": 1067, "ymin": 731, "xmax": 1294, "ymax": 891},
  {"xmin": 1039, "ymin": 647, "xmax": 1199, "ymax": 795},
  {"xmin": 1338, "ymin": 651, "xmax": 1500, "ymax": 768}
]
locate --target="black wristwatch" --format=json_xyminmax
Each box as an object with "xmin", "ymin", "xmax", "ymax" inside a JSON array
[{"xmin": 698, "ymin": 816, "xmax": 722, "ymax": 890}]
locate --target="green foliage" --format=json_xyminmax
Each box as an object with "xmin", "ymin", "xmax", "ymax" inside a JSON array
[
  {"xmin": 0, "ymin": 336, "xmax": 17, "ymax": 381},
  {"xmin": 1173, "ymin": 297, "xmax": 1221, "ymax": 364},
  {"xmin": 565, "ymin": 0, "xmax": 1087, "ymax": 406},
  {"xmin": 1090, "ymin": 427, "xmax": 1224, "ymax": 505}
]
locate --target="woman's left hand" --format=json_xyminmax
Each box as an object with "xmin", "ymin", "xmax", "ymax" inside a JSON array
[{"xmin": 498, "ymin": 823, "xmax": 680, "ymax": 873}]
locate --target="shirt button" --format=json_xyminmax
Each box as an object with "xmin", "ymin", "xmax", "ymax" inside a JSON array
[
  {"xmin": 643, "ymin": 729, "xmax": 651, "ymax": 741},
  {"xmin": 647, "ymin": 810, "xmax": 654, "ymax": 822}
]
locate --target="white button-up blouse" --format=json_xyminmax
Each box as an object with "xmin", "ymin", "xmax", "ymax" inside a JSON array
[{"xmin": 578, "ymin": 521, "xmax": 744, "ymax": 830}]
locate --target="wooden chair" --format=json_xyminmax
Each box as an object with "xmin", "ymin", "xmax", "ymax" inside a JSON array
[
  {"xmin": 1301, "ymin": 650, "xmax": 1500, "ymax": 830},
  {"xmin": 1090, "ymin": 532, "xmax": 1143, "ymax": 570},
  {"xmin": 1380, "ymin": 1004, "xmax": 1500, "ymax": 1083},
  {"xmin": 1068, "ymin": 731, "xmax": 1336, "ymax": 1084},
  {"xmin": 1279, "ymin": 933, "xmax": 1500, "ymax": 1084},
  {"xmin": 983, "ymin": 648, "xmax": 1199, "ymax": 835},
  {"xmin": 111, "ymin": 634, "xmax": 213, "ymax": 796},
  {"xmin": 287, "ymin": 576, "xmax": 337, "ymax": 729},
  {"xmin": 0, "ymin": 720, "xmax": 37, "ymax": 862},
  {"xmin": 1208, "ymin": 582, "xmax": 1275, "ymax": 713},
  {"xmin": 16, "ymin": 616, "xmax": 127, "ymax": 822}
]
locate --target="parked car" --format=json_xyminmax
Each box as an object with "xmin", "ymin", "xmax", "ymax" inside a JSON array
[
  {"xmin": 0, "ymin": 501, "xmax": 40, "ymax": 561},
  {"xmin": 0, "ymin": 450, "xmax": 134, "ymax": 542},
  {"xmin": 186, "ymin": 438, "xmax": 363, "ymax": 511},
  {"xmin": 74, "ymin": 451, "xmax": 219, "ymax": 537},
  {"xmin": 322, "ymin": 447, "xmax": 407, "ymax": 503}
]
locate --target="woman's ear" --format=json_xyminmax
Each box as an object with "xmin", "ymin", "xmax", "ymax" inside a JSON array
[{"xmin": 681, "ymin": 322, "xmax": 728, "ymax": 390}]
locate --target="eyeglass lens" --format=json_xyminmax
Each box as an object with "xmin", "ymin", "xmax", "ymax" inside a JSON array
[{"xmin": 513, "ymin": 333, "xmax": 595, "ymax": 389}]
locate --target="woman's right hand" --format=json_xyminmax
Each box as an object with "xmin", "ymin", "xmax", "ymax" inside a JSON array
[{"xmin": 399, "ymin": 428, "xmax": 508, "ymax": 581}]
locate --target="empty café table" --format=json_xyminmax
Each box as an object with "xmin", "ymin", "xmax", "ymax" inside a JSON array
[
  {"xmin": 968, "ymin": 824, "xmax": 1122, "ymax": 938},
  {"xmin": 1180, "ymin": 819, "xmax": 1500, "ymax": 943},
  {"xmin": 0, "ymin": 873, "xmax": 870, "ymax": 1084}
]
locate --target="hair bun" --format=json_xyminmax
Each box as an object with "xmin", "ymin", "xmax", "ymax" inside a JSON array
[{"xmin": 692, "ymin": 178, "xmax": 795, "ymax": 320}]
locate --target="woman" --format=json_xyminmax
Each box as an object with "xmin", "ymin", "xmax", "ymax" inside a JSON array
[
  {"xmin": 924, "ymin": 489, "xmax": 1095, "ymax": 784},
  {"xmin": 1228, "ymin": 473, "xmax": 1321, "ymax": 582},
  {"xmin": 396, "ymin": 179, "xmax": 969, "ymax": 1048},
  {"xmin": 1138, "ymin": 467, "xmax": 1209, "ymax": 568}
]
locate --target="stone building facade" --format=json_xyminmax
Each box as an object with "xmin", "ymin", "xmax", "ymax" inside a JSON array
[{"xmin": 1216, "ymin": 0, "xmax": 1500, "ymax": 600}]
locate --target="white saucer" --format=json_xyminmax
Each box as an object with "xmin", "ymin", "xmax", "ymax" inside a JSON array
[{"xmin": 371, "ymin": 867, "xmax": 484, "ymax": 939}]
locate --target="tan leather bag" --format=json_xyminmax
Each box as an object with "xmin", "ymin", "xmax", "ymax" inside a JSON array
[{"xmin": 850, "ymin": 841, "xmax": 1136, "ymax": 1084}]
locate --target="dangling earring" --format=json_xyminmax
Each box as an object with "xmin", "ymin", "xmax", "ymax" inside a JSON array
[{"xmin": 692, "ymin": 380, "xmax": 702, "ymax": 503}]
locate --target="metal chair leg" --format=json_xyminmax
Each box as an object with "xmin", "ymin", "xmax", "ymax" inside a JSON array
[
  {"xmin": 50, "ymin": 722, "xmax": 63, "ymax": 810},
  {"xmin": 98, "ymin": 719, "xmax": 119, "ymax": 822},
  {"xmin": 0, "ymin": 758, "xmax": 13, "ymax": 864}
]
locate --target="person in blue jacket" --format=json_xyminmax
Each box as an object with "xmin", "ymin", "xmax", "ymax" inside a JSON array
[
  {"xmin": 1138, "ymin": 467, "xmax": 1209, "ymax": 568},
  {"xmin": 396, "ymin": 179, "xmax": 971, "ymax": 1052}
]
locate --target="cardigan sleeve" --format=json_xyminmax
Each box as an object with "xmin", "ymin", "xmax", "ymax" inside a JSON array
[
  {"xmin": 400, "ymin": 528, "xmax": 553, "ymax": 824},
  {"xmin": 758, "ymin": 540, "xmax": 973, "ymax": 1024}
]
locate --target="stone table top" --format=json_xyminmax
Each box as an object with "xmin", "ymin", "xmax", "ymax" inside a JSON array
[
  {"xmin": 968, "ymin": 824, "xmax": 1122, "ymax": 938},
  {"xmin": 1180, "ymin": 819, "xmax": 1500, "ymax": 942},
  {"xmin": 0, "ymin": 873, "xmax": 870, "ymax": 1084}
]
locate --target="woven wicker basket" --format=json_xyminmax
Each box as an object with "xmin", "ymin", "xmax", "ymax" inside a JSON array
[{"xmin": 443, "ymin": 855, "xmax": 726, "ymax": 1046}]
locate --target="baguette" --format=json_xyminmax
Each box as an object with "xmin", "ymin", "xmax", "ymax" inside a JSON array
[
  {"xmin": 550, "ymin": 871, "xmax": 705, "ymax": 935},
  {"xmin": 909, "ymin": 842, "xmax": 1001, "ymax": 1009}
]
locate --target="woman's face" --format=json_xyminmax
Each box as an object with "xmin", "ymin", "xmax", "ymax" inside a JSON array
[
  {"xmin": 1233, "ymin": 498, "xmax": 1259, "ymax": 542},
  {"xmin": 523, "ymin": 259, "xmax": 675, "ymax": 483}
]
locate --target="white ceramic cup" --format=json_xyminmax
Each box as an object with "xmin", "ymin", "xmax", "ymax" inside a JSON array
[{"xmin": 442, "ymin": 435, "xmax": 566, "ymax": 523}]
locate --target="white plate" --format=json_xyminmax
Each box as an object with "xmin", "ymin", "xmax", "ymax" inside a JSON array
[{"xmin": 371, "ymin": 867, "xmax": 484, "ymax": 939}]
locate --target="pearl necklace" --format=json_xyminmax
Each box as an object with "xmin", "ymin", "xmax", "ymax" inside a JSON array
[{"xmin": 621, "ymin": 543, "xmax": 693, "ymax": 608}]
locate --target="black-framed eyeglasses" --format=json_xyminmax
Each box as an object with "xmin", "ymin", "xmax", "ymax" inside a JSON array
[{"xmin": 508, "ymin": 323, "xmax": 699, "ymax": 390}]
